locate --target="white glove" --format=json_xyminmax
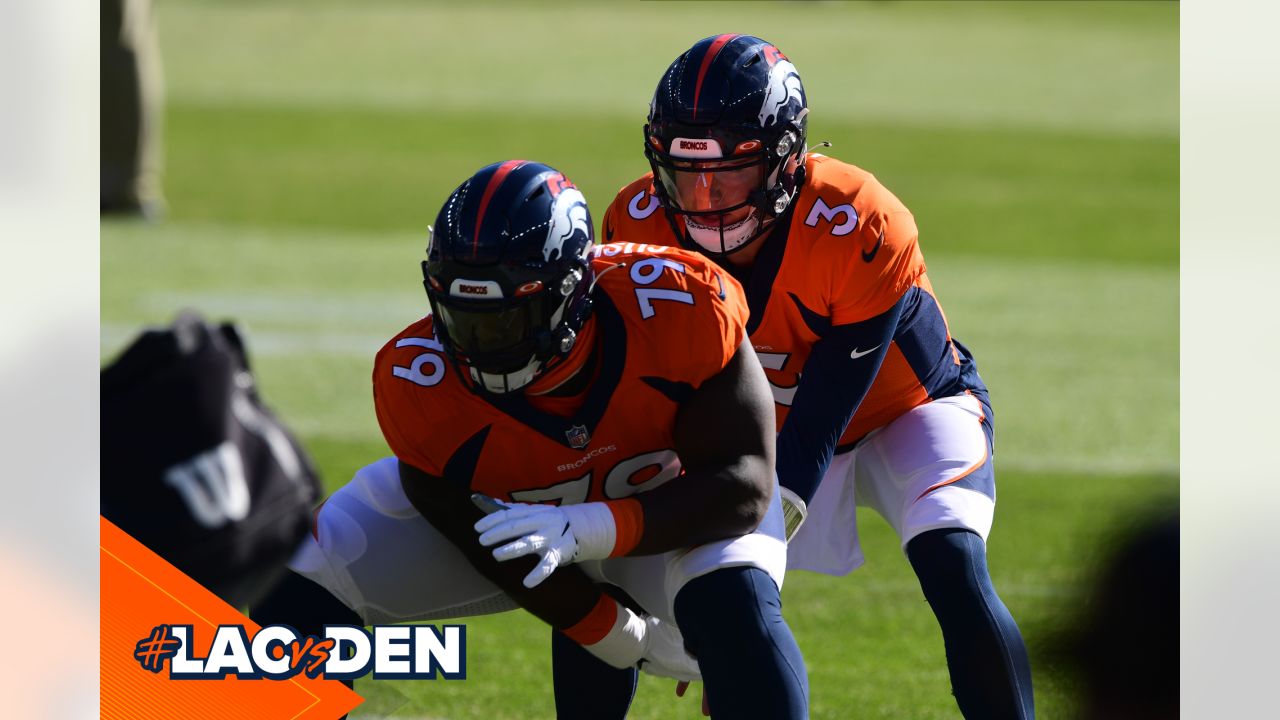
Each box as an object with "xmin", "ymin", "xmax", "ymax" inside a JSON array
[
  {"xmin": 474, "ymin": 497, "xmax": 618, "ymax": 588},
  {"xmin": 569, "ymin": 600, "xmax": 701, "ymax": 682},
  {"xmin": 637, "ymin": 615, "xmax": 702, "ymax": 683},
  {"xmin": 780, "ymin": 486, "xmax": 808, "ymax": 543}
]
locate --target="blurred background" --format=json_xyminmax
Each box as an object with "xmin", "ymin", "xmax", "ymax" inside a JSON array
[{"xmin": 100, "ymin": 1, "xmax": 1178, "ymax": 718}]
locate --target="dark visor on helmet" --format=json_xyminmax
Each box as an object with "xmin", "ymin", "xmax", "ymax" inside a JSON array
[{"xmin": 430, "ymin": 291, "xmax": 557, "ymax": 374}]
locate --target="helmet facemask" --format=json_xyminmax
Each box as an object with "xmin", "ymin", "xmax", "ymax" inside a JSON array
[
  {"xmin": 645, "ymin": 128, "xmax": 805, "ymax": 258},
  {"xmin": 425, "ymin": 265, "xmax": 587, "ymax": 394}
]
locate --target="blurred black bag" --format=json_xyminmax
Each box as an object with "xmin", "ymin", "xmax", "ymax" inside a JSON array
[{"xmin": 102, "ymin": 311, "xmax": 321, "ymax": 607}]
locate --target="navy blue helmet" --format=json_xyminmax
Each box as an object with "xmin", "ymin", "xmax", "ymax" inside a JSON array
[
  {"xmin": 423, "ymin": 160, "xmax": 595, "ymax": 393},
  {"xmin": 645, "ymin": 34, "xmax": 809, "ymax": 257}
]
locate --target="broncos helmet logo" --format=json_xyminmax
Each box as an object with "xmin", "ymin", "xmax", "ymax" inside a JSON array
[
  {"xmin": 757, "ymin": 59, "xmax": 804, "ymax": 128},
  {"xmin": 543, "ymin": 187, "xmax": 591, "ymax": 262}
]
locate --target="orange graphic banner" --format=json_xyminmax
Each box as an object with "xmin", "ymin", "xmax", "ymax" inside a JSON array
[{"xmin": 101, "ymin": 516, "xmax": 364, "ymax": 719}]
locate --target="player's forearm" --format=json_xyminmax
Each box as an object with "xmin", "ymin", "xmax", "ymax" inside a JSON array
[
  {"xmin": 629, "ymin": 454, "xmax": 772, "ymax": 554},
  {"xmin": 620, "ymin": 335, "xmax": 776, "ymax": 554},
  {"xmin": 775, "ymin": 401, "xmax": 849, "ymax": 505},
  {"xmin": 777, "ymin": 298, "xmax": 904, "ymax": 503},
  {"xmin": 448, "ymin": 494, "xmax": 662, "ymax": 671},
  {"xmin": 403, "ymin": 469, "xmax": 671, "ymax": 671},
  {"xmin": 454, "ymin": 512, "xmax": 658, "ymax": 671},
  {"xmin": 396, "ymin": 460, "xmax": 602, "ymax": 630},
  {"xmin": 472, "ymin": 552, "xmax": 605, "ymax": 630}
]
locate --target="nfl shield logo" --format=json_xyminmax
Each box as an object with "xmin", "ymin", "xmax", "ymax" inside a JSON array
[{"xmin": 565, "ymin": 424, "xmax": 590, "ymax": 449}]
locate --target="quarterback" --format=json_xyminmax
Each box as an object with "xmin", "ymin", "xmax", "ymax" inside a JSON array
[
  {"xmin": 598, "ymin": 35, "xmax": 1036, "ymax": 719},
  {"xmin": 254, "ymin": 160, "xmax": 808, "ymax": 718}
]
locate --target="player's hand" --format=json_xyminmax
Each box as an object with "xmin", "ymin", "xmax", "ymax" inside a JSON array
[
  {"xmin": 473, "ymin": 496, "xmax": 618, "ymax": 588},
  {"xmin": 636, "ymin": 615, "xmax": 701, "ymax": 682},
  {"xmin": 780, "ymin": 486, "xmax": 808, "ymax": 543},
  {"xmin": 675, "ymin": 681, "xmax": 711, "ymax": 717}
]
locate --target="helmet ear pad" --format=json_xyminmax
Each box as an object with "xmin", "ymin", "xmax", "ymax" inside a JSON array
[{"xmin": 764, "ymin": 129, "xmax": 807, "ymax": 217}]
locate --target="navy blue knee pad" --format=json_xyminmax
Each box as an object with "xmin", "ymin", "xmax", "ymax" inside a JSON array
[
  {"xmin": 907, "ymin": 528, "xmax": 1034, "ymax": 719},
  {"xmin": 674, "ymin": 566, "xmax": 808, "ymax": 719}
]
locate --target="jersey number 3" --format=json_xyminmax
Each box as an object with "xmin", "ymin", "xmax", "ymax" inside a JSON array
[{"xmin": 804, "ymin": 198, "xmax": 858, "ymax": 236}]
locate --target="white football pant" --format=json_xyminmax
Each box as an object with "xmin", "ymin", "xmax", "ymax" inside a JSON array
[
  {"xmin": 787, "ymin": 393, "xmax": 998, "ymax": 575},
  {"xmin": 288, "ymin": 457, "xmax": 788, "ymax": 625}
]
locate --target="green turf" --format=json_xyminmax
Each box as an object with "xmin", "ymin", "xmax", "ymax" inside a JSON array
[
  {"xmin": 340, "ymin": 468, "xmax": 1175, "ymax": 720},
  {"xmin": 157, "ymin": 1, "xmax": 1177, "ymax": 138},
  {"xmin": 104, "ymin": 1, "xmax": 1178, "ymax": 717},
  {"xmin": 155, "ymin": 101, "xmax": 1177, "ymax": 267}
]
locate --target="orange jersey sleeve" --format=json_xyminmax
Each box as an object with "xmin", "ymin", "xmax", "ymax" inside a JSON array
[
  {"xmin": 592, "ymin": 242, "xmax": 747, "ymax": 387},
  {"xmin": 602, "ymin": 174, "xmax": 670, "ymax": 246},
  {"xmin": 797, "ymin": 155, "xmax": 926, "ymax": 326},
  {"xmin": 371, "ymin": 315, "xmax": 479, "ymax": 478}
]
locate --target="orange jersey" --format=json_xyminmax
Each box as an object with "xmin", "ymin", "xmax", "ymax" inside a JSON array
[
  {"xmin": 603, "ymin": 153, "xmax": 985, "ymax": 450},
  {"xmin": 372, "ymin": 245, "xmax": 747, "ymax": 503}
]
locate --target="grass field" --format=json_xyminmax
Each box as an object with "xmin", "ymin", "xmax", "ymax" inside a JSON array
[{"xmin": 101, "ymin": 1, "xmax": 1178, "ymax": 717}]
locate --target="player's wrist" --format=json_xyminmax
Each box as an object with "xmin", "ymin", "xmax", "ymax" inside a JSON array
[
  {"xmin": 604, "ymin": 497, "xmax": 644, "ymax": 557},
  {"xmin": 562, "ymin": 594, "xmax": 647, "ymax": 669},
  {"xmin": 561, "ymin": 498, "xmax": 645, "ymax": 560},
  {"xmin": 638, "ymin": 615, "xmax": 701, "ymax": 682}
]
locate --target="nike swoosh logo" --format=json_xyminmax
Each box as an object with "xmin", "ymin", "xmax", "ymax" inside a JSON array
[
  {"xmin": 850, "ymin": 344, "xmax": 881, "ymax": 359},
  {"xmin": 861, "ymin": 231, "xmax": 884, "ymax": 262}
]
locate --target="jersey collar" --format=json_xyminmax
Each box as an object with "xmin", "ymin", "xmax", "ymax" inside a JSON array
[
  {"xmin": 734, "ymin": 205, "xmax": 793, "ymax": 337},
  {"xmin": 483, "ymin": 291, "xmax": 627, "ymax": 450}
]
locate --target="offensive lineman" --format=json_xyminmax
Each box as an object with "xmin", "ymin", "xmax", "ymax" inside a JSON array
[
  {"xmin": 254, "ymin": 160, "xmax": 809, "ymax": 718},
  {"xmin": 596, "ymin": 35, "xmax": 1035, "ymax": 719}
]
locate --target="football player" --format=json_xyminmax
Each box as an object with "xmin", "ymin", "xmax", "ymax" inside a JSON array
[
  {"xmin": 597, "ymin": 35, "xmax": 1036, "ymax": 719},
  {"xmin": 254, "ymin": 160, "xmax": 808, "ymax": 718}
]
